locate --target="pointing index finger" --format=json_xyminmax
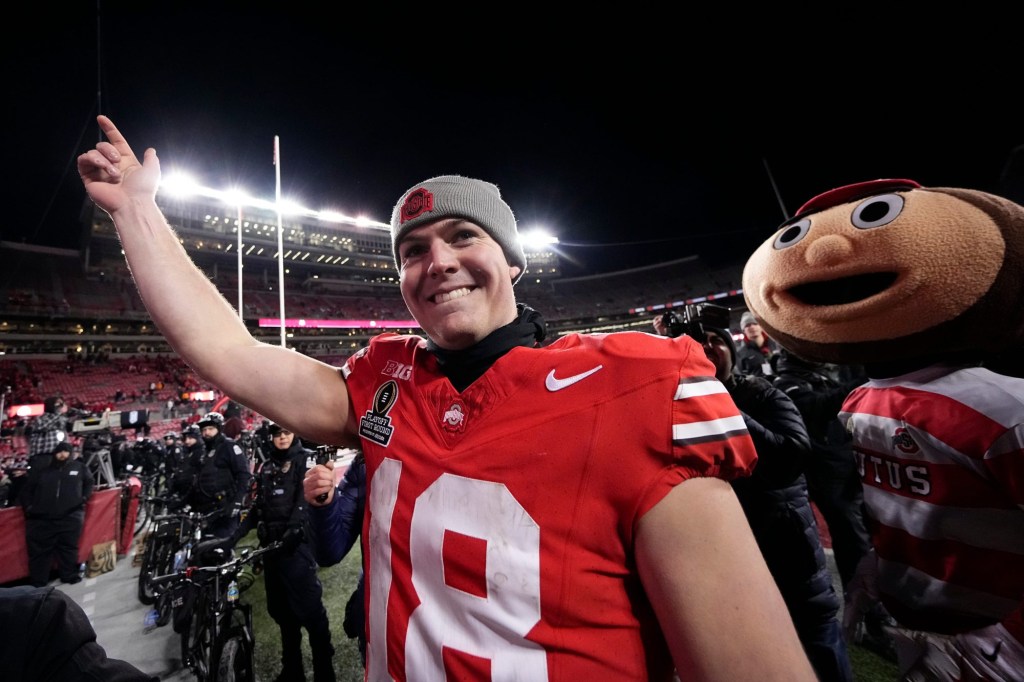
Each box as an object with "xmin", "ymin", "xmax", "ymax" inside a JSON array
[{"xmin": 97, "ymin": 114, "xmax": 137, "ymax": 160}]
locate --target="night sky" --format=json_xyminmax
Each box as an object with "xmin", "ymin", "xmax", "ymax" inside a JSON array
[{"xmin": 8, "ymin": 4, "xmax": 1023, "ymax": 277}]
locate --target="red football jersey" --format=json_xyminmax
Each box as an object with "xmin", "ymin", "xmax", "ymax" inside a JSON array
[{"xmin": 342, "ymin": 331, "xmax": 756, "ymax": 681}]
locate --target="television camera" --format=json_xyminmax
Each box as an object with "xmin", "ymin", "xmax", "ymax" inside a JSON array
[
  {"xmin": 71, "ymin": 409, "xmax": 149, "ymax": 487},
  {"xmin": 71, "ymin": 408, "xmax": 149, "ymax": 435},
  {"xmin": 660, "ymin": 303, "xmax": 733, "ymax": 340}
]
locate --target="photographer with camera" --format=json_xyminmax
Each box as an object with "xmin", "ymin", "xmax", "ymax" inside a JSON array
[
  {"xmin": 233, "ymin": 422, "xmax": 335, "ymax": 682},
  {"xmin": 27, "ymin": 396, "xmax": 69, "ymax": 460},
  {"xmin": 654, "ymin": 308, "xmax": 852, "ymax": 682}
]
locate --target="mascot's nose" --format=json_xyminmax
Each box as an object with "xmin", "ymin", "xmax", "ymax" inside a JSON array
[{"xmin": 803, "ymin": 234, "xmax": 854, "ymax": 266}]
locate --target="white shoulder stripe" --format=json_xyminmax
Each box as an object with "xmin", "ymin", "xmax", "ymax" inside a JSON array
[
  {"xmin": 865, "ymin": 487, "xmax": 1024, "ymax": 552},
  {"xmin": 341, "ymin": 364, "xmax": 352, "ymax": 379},
  {"xmin": 868, "ymin": 366, "xmax": 1024, "ymax": 426},
  {"xmin": 673, "ymin": 415, "xmax": 748, "ymax": 445},
  {"xmin": 675, "ymin": 376, "xmax": 728, "ymax": 400},
  {"xmin": 877, "ymin": 559, "xmax": 1017, "ymax": 622}
]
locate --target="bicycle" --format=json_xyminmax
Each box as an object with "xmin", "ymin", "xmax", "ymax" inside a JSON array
[
  {"xmin": 137, "ymin": 505, "xmax": 223, "ymax": 608},
  {"xmin": 131, "ymin": 471, "xmax": 170, "ymax": 536},
  {"xmin": 151, "ymin": 539, "xmax": 285, "ymax": 682}
]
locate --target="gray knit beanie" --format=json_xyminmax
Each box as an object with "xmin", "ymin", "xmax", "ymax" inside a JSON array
[{"xmin": 391, "ymin": 175, "xmax": 527, "ymax": 284}]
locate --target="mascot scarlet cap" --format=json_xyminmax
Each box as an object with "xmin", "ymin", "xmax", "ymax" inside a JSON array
[{"xmin": 742, "ymin": 179, "xmax": 1024, "ymax": 364}]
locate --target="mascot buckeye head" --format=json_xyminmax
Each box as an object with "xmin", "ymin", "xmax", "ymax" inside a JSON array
[{"xmin": 742, "ymin": 178, "xmax": 1024, "ymax": 370}]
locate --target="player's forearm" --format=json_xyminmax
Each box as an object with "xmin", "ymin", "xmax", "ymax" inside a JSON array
[{"xmin": 110, "ymin": 197, "xmax": 256, "ymax": 387}]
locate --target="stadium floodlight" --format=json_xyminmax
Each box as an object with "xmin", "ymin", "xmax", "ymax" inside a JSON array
[
  {"xmin": 277, "ymin": 198, "xmax": 307, "ymax": 217},
  {"xmin": 519, "ymin": 228, "xmax": 559, "ymax": 251},
  {"xmin": 159, "ymin": 172, "xmax": 204, "ymax": 197},
  {"xmin": 317, "ymin": 210, "xmax": 349, "ymax": 223},
  {"xmin": 354, "ymin": 215, "xmax": 389, "ymax": 230},
  {"xmin": 314, "ymin": 209, "xmax": 389, "ymax": 230},
  {"xmin": 221, "ymin": 188, "xmax": 253, "ymax": 208}
]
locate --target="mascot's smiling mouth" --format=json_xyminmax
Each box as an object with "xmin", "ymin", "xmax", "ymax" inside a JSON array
[{"xmin": 786, "ymin": 271, "xmax": 899, "ymax": 306}]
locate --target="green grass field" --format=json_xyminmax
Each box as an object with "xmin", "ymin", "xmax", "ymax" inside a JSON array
[
  {"xmin": 238, "ymin": 535, "xmax": 899, "ymax": 681},
  {"xmin": 240, "ymin": 535, "xmax": 365, "ymax": 682}
]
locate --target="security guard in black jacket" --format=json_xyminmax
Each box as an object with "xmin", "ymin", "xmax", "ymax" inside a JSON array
[
  {"xmin": 235, "ymin": 422, "xmax": 334, "ymax": 682},
  {"xmin": 167, "ymin": 425, "xmax": 202, "ymax": 504},
  {"xmin": 162, "ymin": 431, "xmax": 183, "ymax": 473},
  {"xmin": 188, "ymin": 412, "xmax": 252, "ymax": 541},
  {"xmin": 21, "ymin": 442, "xmax": 95, "ymax": 586}
]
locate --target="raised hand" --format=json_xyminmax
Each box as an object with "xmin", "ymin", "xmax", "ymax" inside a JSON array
[
  {"xmin": 303, "ymin": 458, "xmax": 336, "ymax": 506},
  {"xmin": 76, "ymin": 115, "xmax": 160, "ymax": 215}
]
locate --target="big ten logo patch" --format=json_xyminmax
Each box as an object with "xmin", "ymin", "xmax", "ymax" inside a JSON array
[{"xmin": 382, "ymin": 360, "xmax": 413, "ymax": 381}]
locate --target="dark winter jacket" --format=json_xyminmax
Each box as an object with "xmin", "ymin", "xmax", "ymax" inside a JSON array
[
  {"xmin": 772, "ymin": 350, "xmax": 866, "ymax": 446},
  {"xmin": 21, "ymin": 456, "xmax": 94, "ymax": 520},
  {"xmin": 190, "ymin": 433, "xmax": 251, "ymax": 510},
  {"xmin": 722, "ymin": 373, "xmax": 836, "ymax": 608},
  {"xmin": 0, "ymin": 585, "xmax": 157, "ymax": 681},
  {"xmin": 735, "ymin": 337, "xmax": 780, "ymax": 378},
  {"xmin": 309, "ymin": 452, "xmax": 366, "ymax": 647},
  {"xmin": 236, "ymin": 439, "xmax": 311, "ymax": 546},
  {"xmin": 309, "ymin": 452, "xmax": 365, "ymax": 567}
]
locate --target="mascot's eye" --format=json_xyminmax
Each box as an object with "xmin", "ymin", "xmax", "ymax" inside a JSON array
[
  {"xmin": 851, "ymin": 194, "xmax": 904, "ymax": 229},
  {"xmin": 773, "ymin": 218, "xmax": 811, "ymax": 250}
]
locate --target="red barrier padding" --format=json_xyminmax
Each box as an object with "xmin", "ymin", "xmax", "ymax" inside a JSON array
[{"xmin": 0, "ymin": 487, "xmax": 121, "ymax": 585}]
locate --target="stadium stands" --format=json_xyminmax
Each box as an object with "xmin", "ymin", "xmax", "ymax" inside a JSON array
[{"xmin": 1, "ymin": 193, "xmax": 749, "ymax": 458}]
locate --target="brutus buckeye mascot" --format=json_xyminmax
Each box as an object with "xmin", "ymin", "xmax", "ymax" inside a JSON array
[{"xmin": 742, "ymin": 179, "xmax": 1024, "ymax": 681}]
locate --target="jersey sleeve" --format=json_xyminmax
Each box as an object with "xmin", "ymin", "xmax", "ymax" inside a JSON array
[{"xmin": 635, "ymin": 334, "xmax": 758, "ymax": 519}]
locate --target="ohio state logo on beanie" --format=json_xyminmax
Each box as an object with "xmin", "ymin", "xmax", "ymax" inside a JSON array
[{"xmin": 400, "ymin": 188, "xmax": 434, "ymax": 224}]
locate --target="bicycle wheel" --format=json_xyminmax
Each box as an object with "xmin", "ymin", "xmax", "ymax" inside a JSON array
[
  {"xmin": 215, "ymin": 630, "xmax": 254, "ymax": 682},
  {"xmin": 185, "ymin": 603, "xmax": 213, "ymax": 681},
  {"xmin": 133, "ymin": 496, "xmax": 150, "ymax": 536},
  {"xmin": 137, "ymin": 533, "xmax": 160, "ymax": 605},
  {"xmin": 138, "ymin": 526, "xmax": 176, "ymax": 604},
  {"xmin": 154, "ymin": 589, "xmax": 173, "ymax": 628}
]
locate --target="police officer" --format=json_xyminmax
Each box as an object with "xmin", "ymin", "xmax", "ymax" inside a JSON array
[
  {"xmin": 130, "ymin": 434, "xmax": 165, "ymax": 491},
  {"xmin": 166, "ymin": 426, "xmax": 197, "ymax": 503},
  {"xmin": 236, "ymin": 422, "xmax": 334, "ymax": 682},
  {"xmin": 188, "ymin": 412, "xmax": 251, "ymax": 540},
  {"xmin": 159, "ymin": 431, "xmax": 184, "ymax": 502},
  {"xmin": 20, "ymin": 442, "xmax": 95, "ymax": 586}
]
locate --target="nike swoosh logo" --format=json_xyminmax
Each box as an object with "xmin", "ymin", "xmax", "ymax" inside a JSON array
[{"xmin": 545, "ymin": 365, "xmax": 604, "ymax": 392}]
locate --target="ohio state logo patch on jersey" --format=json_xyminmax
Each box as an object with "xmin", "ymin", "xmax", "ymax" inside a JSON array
[
  {"xmin": 360, "ymin": 380, "xmax": 398, "ymax": 446},
  {"xmin": 891, "ymin": 426, "xmax": 919, "ymax": 454},
  {"xmin": 400, "ymin": 187, "xmax": 434, "ymax": 223},
  {"xmin": 440, "ymin": 400, "xmax": 467, "ymax": 433}
]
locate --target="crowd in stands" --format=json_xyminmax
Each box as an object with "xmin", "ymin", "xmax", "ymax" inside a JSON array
[
  {"xmin": 0, "ymin": 354, "xmax": 250, "ymax": 474},
  {"xmin": 3, "ymin": 247, "xmax": 746, "ymax": 333}
]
